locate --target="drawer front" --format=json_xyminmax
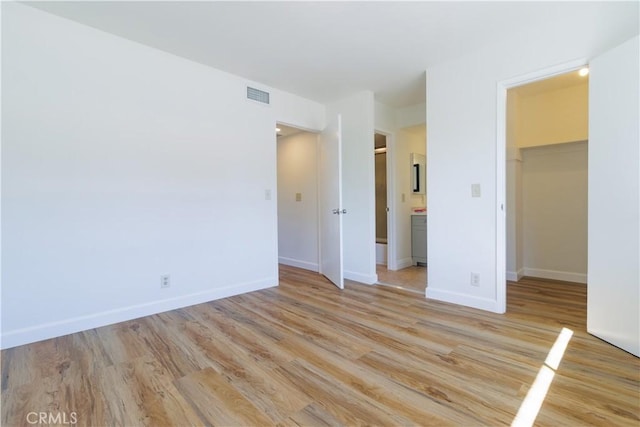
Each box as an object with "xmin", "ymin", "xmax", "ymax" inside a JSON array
[{"xmin": 411, "ymin": 215, "xmax": 427, "ymax": 226}]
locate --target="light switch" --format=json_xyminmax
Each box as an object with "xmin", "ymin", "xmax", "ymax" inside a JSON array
[
  {"xmin": 401, "ymin": 193, "xmax": 406, "ymax": 202},
  {"xmin": 471, "ymin": 184, "xmax": 481, "ymax": 198},
  {"xmin": 265, "ymin": 189, "xmax": 272, "ymax": 200},
  {"xmin": 295, "ymin": 192, "xmax": 302, "ymax": 202}
]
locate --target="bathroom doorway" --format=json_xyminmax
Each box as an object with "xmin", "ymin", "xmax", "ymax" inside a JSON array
[
  {"xmin": 375, "ymin": 126, "xmax": 428, "ymax": 294},
  {"xmin": 374, "ymin": 133, "xmax": 388, "ymax": 266}
]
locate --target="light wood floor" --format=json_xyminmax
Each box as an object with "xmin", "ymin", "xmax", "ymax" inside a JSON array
[
  {"xmin": 376, "ymin": 264, "xmax": 427, "ymax": 293},
  {"xmin": 2, "ymin": 267, "xmax": 639, "ymax": 426}
]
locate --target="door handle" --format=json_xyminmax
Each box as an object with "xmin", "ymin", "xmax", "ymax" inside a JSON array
[{"xmin": 332, "ymin": 209, "xmax": 347, "ymax": 215}]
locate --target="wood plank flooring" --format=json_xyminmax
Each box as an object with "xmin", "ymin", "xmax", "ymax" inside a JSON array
[
  {"xmin": 376, "ymin": 265, "xmax": 427, "ymax": 293},
  {"xmin": 2, "ymin": 267, "xmax": 639, "ymax": 426}
]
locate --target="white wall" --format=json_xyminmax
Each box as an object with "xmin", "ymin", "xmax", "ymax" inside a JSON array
[
  {"xmin": 426, "ymin": 2, "xmax": 638, "ymax": 312},
  {"xmin": 1, "ymin": 3, "xmax": 325, "ymax": 348},
  {"xmin": 397, "ymin": 104, "xmax": 427, "ymax": 130},
  {"xmin": 587, "ymin": 36, "xmax": 639, "ymax": 357},
  {"xmin": 374, "ymin": 101, "xmax": 396, "ymax": 135},
  {"xmin": 277, "ymin": 131, "xmax": 319, "ymax": 271},
  {"xmin": 518, "ymin": 83, "xmax": 589, "ymax": 148},
  {"xmin": 328, "ymin": 92, "xmax": 377, "ymax": 284},
  {"xmin": 522, "ymin": 142, "xmax": 588, "ymax": 283}
]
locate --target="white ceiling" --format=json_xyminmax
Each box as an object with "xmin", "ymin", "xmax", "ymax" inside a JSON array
[{"xmin": 27, "ymin": 1, "xmax": 639, "ymax": 108}]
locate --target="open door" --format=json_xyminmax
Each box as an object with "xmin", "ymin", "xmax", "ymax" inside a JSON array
[
  {"xmin": 587, "ymin": 36, "xmax": 639, "ymax": 356},
  {"xmin": 319, "ymin": 114, "xmax": 344, "ymax": 289}
]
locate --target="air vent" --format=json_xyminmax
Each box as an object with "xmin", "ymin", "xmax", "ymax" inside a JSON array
[{"xmin": 247, "ymin": 86, "xmax": 270, "ymax": 104}]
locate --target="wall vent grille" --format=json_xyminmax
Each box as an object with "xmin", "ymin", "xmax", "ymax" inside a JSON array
[{"xmin": 247, "ymin": 86, "xmax": 270, "ymax": 104}]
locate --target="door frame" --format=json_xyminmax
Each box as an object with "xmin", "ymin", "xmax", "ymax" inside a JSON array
[
  {"xmin": 374, "ymin": 129, "xmax": 397, "ymax": 270},
  {"xmin": 275, "ymin": 121, "xmax": 322, "ymax": 274},
  {"xmin": 495, "ymin": 58, "xmax": 587, "ymax": 313}
]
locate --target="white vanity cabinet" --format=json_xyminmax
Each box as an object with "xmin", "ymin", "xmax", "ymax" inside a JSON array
[{"xmin": 411, "ymin": 214, "xmax": 427, "ymax": 265}]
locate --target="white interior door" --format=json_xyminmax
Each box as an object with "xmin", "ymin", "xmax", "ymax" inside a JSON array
[
  {"xmin": 587, "ymin": 35, "xmax": 639, "ymax": 357},
  {"xmin": 319, "ymin": 114, "xmax": 344, "ymax": 289}
]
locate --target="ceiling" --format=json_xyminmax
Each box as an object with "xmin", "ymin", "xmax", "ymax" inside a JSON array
[
  {"xmin": 511, "ymin": 69, "xmax": 589, "ymax": 98},
  {"xmin": 27, "ymin": 1, "xmax": 639, "ymax": 108}
]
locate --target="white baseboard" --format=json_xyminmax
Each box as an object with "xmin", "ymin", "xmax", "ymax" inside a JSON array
[
  {"xmin": 426, "ymin": 287, "xmax": 502, "ymax": 313},
  {"xmin": 375, "ymin": 243, "xmax": 387, "ymax": 265},
  {"xmin": 523, "ymin": 267, "xmax": 587, "ymax": 284},
  {"xmin": 278, "ymin": 256, "xmax": 319, "ymax": 272},
  {"xmin": 1, "ymin": 278, "xmax": 277, "ymax": 350},
  {"xmin": 345, "ymin": 270, "xmax": 378, "ymax": 285},
  {"xmin": 395, "ymin": 258, "xmax": 414, "ymax": 270},
  {"xmin": 506, "ymin": 269, "xmax": 524, "ymax": 282}
]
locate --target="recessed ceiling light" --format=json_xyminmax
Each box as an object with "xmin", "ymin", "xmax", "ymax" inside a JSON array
[
  {"xmin": 579, "ymin": 68, "xmax": 589, "ymax": 77},
  {"xmin": 275, "ymin": 127, "xmax": 281, "ymax": 132}
]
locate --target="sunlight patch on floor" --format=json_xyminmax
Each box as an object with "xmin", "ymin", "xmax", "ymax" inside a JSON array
[{"xmin": 512, "ymin": 327, "xmax": 574, "ymax": 427}]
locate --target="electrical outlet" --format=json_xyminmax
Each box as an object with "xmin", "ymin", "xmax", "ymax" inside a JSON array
[
  {"xmin": 161, "ymin": 274, "xmax": 170, "ymax": 289},
  {"xmin": 295, "ymin": 192, "xmax": 302, "ymax": 202},
  {"xmin": 470, "ymin": 272, "xmax": 480, "ymax": 286}
]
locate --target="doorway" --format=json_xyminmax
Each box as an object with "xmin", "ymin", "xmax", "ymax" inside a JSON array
[
  {"xmin": 506, "ymin": 70, "xmax": 589, "ymax": 287},
  {"xmin": 375, "ymin": 125, "xmax": 428, "ymax": 294},
  {"xmin": 374, "ymin": 133, "xmax": 388, "ymax": 264},
  {"xmin": 276, "ymin": 123, "xmax": 321, "ymax": 272},
  {"xmin": 497, "ymin": 61, "xmax": 588, "ymax": 312}
]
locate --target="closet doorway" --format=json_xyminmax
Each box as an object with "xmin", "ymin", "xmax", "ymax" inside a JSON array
[{"xmin": 505, "ymin": 69, "xmax": 589, "ymax": 287}]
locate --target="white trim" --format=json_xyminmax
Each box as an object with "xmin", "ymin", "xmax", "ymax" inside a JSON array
[
  {"xmin": 374, "ymin": 129, "xmax": 397, "ymax": 271},
  {"xmin": 496, "ymin": 58, "xmax": 588, "ymax": 314},
  {"xmin": 1, "ymin": 278, "xmax": 276, "ymax": 350},
  {"xmin": 506, "ymin": 269, "xmax": 524, "ymax": 282},
  {"xmin": 496, "ymin": 82, "xmax": 507, "ymax": 314},
  {"xmin": 426, "ymin": 287, "xmax": 500, "ymax": 313},
  {"xmin": 278, "ymin": 257, "xmax": 319, "ymax": 272},
  {"xmin": 344, "ymin": 270, "xmax": 377, "ymax": 285},
  {"xmin": 375, "ymin": 242, "xmax": 388, "ymax": 265},
  {"xmin": 385, "ymin": 133, "xmax": 398, "ymax": 269},
  {"xmin": 523, "ymin": 268, "xmax": 587, "ymax": 284},
  {"xmin": 394, "ymin": 257, "xmax": 414, "ymax": 270},
  {"xmin": 385, "ymin": 131, "xmax": 397, "ymax": 271},
  {"xmin": 315, "ymin": 132, "xmax": 323, "ymax": 278}
]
